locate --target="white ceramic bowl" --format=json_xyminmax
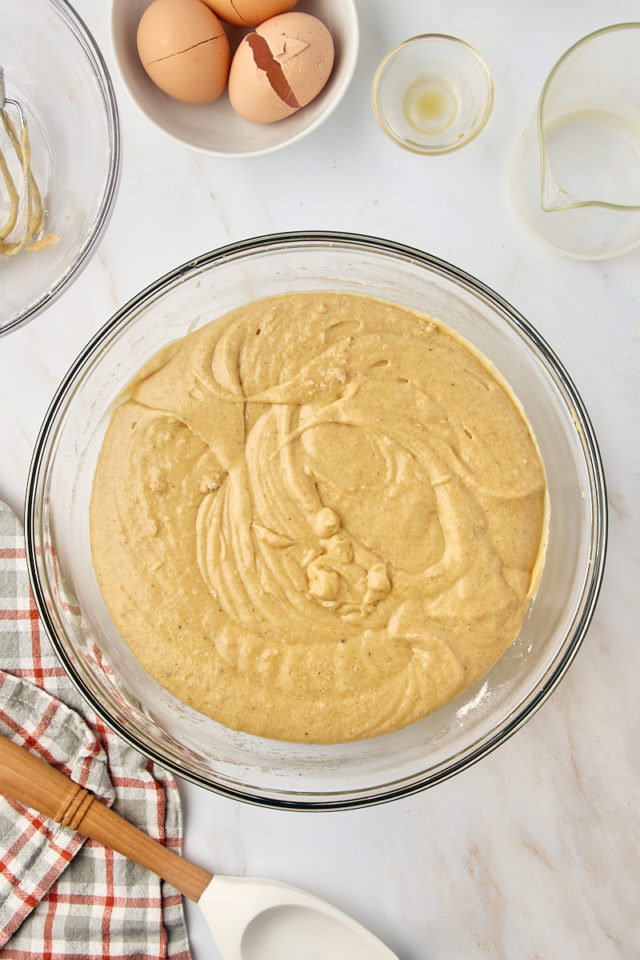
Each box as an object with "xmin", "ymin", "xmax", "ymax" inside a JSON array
[{"xmin": 110, "ymin": 0, "xmax": 359, "ymax": 158}]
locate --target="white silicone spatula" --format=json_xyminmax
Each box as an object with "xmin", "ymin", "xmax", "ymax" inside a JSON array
[{"xmin": 0, "ymin": 733, "xmax": 398, "ymax": 960}]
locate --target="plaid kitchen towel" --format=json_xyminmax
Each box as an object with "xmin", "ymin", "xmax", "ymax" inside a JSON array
[{"xmin": 0, "ymin": 501, "xmax": 192, "ymax": 960}]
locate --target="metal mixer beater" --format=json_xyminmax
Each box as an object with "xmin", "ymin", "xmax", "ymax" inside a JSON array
[{"xmin": 0, "ymin": 65, "xmax": 57, "ymax": 255}]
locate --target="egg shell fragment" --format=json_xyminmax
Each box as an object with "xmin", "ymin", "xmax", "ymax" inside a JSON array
[
  {"xmin": 228, "ymin": 12, "xmax": 334, "ymax": 123},
  {"xmin": 200, "ymin": 0, "xmax": 297, "ymax": 27},
  {"xmin": 137, "ymin": 0, "xmax": 230, "ymax": 104}
]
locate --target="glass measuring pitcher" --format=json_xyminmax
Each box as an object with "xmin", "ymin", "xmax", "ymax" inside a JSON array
[{"xmin": 510, "ymin": 23, "xmax": 640, "ymax": 260}]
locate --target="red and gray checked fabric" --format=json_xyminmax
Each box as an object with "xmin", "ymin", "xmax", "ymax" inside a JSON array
[{"xmin": 0, "ymin": 502, "xmax": 192, "ymax": 960}]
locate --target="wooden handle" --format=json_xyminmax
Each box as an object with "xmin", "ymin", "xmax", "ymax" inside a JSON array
[{"xmin": 0, "ymin": 733, "xmax": 212, "ymax": 902}]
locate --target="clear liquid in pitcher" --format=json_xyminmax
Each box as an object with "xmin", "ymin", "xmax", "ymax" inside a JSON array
[{"xmin": 544, "ymin": 107, "xmax": 640, "ymax": 206}]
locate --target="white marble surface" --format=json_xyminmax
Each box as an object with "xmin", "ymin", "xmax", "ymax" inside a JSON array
[{"xmin": 1, "ymin": 1, "xmax": 639, "ymax": 957}]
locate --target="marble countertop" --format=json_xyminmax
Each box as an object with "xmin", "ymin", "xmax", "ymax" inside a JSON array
[{"xmin": 1, "ymin": 1, "xmax": 639, "ymax": 957}]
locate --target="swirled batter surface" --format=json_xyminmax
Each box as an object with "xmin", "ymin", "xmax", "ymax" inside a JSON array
[{"xmin": 90, "ymin": 292, "xmax": 547, "ymax": 742}]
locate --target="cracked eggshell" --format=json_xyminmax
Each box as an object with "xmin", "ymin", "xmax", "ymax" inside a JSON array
[
  {"xmin": 137, "ymin": 0, "xmax": 230, "ymax": 104},
  {"xmin": 228, "ymin": 12, "xmax": 334, "ymax": 123},
  {"xmin": 200, "ymin": 0, "xmax": 298, "ymax": 28}
]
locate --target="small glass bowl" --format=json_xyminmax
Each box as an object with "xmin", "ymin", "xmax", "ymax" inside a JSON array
[
  {"xmin": 26, "ymin": 232, "xmax": 606, "ymax": 811},
  {"xmin": 372, "ymin": 34, "xmax": 494, "ymax": 154},
  {"xmin": 0, "ymin": 0, "xmax": 120, "ymax": 336}
]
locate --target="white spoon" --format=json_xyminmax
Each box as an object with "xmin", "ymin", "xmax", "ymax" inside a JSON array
[{"xmin": 0, "ymin": 734, "xmax": 397, "ymax": 960}]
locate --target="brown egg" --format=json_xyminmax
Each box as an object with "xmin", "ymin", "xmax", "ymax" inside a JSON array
[
  {"xmin": 228, "ymin": 12, "xmax": 334, "ymax": 123},
  {"xmin": 137, "ymin": 0, "xmax": 230, "ymax": 104},
  {"xmin": 200, "ymin": 1, "xmax": 297, "ymax": 28}
]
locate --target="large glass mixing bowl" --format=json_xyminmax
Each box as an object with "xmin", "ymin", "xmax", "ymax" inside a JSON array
[
  {"xmin": 0, "ymin": 0, "xmax": 120, "ymax": 336},
  {"xmin": 25, "ymin": 233, "xmax": 607, "ymax": 810}
]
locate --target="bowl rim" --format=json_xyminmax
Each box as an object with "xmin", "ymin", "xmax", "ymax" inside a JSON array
[
  {"xmin": 0, "ymin": 0, "xmax": 121, "ymax": 338},
  {"xmin": 109, "ymin": 0, "xmax": 360, "ymax": 159},
  {"xmin": 25, "ymin": 230, "xmax": 608, "ymax": 810}
]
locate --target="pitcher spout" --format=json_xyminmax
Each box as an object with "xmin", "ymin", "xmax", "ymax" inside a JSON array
[{"xmin": 540, "ymin": 165, "xmax": 581, "ymax": 213}]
